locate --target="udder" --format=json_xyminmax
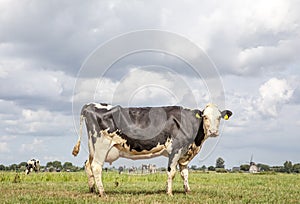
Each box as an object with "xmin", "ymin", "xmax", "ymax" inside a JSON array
[{"xmin": 105, "ymin": 146, "xmax": 120, "ymax": 164}]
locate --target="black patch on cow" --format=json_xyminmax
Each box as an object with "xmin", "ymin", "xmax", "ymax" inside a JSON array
[
  {"xmin": 194, "ymin": 111, "xmax": 205, "ymax": 147},
  {"xmin": 118, "ymin": 131, "xmax": 171, "ymax": 152},
  {"xmin": 173, "ymin": 118, "xmax": 180, "ymax": 129},
  {"xmin": 168, "ymin": 167, "xmax": 171, "ymax": 172}
]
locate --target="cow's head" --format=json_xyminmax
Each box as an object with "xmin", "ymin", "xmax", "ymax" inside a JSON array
[{"xmin": 202, "ymin": 103, "xmax": 232, "ymax": 137}]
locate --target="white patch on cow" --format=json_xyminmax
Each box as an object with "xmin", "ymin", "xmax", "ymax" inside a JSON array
[
  {"xmin": 171, "ymin": 149, "xmax": 182, "ymax": 166},
  {"xmin": 180, "ymin": 168, "xmax": 190, "ymax": 193},
  {"xmin": 105, "ymin": 146, "xmax": 120, "ymax": 164},
  {"xmin": 165, "ymin": 138, "xmax": 173, "ymax": 155},
  {"xmin": 178, "ymin": 143, "xmax": 201, "ymax": 166},
  {"xmin": 90, "ymin": 102, "xmax": 113, "ymax": 110},
  {"xmin": 100, "ymin": 129, "xmax": 127, "ymax": 144},
  {"xmin": 202, "ymin": 103, "xmax": 222, "ymax": 137},
  {"xmin": 89, "ymin": 125, "xmax": 98, "ymax": 139}
]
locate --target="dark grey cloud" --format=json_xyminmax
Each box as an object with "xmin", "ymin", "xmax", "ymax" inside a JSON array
[{"xmin": 0, "ymin": 1, "xmax": 165, "ymax": 76}]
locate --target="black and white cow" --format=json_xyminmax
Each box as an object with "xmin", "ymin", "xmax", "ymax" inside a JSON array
[
  {"xmin": 72, "ymin": 103, "xmax": 232, "ymax": 196},
  {"xmin": 25, "ymin": 159, "xmax": 40, "ymax": 175}
]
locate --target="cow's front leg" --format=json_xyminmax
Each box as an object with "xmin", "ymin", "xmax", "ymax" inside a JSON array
[
  {"xmin": 166, "ymin": 166, "xmax": 176, "ymax": 196},
  {"xmin": 85, "ymin": 155, "xmax": 95, "ymax": 193},
  {"xmin": 179, "ymin": 164, "xmax": 191, "ymax": 193},
  {"xmin": 166, "ymin": 150, "xmax": 182, "ymax": 196}
]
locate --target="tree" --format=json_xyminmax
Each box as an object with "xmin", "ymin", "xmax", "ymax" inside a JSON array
[
  {"xmin": 240, "ymin": 164, "xmax": 250, "ymax": 171},
  {"xmin": 292, "ymin": 163, "xmax": 300, "ymax": 173},
  {"xmin": 52, "ymin": 161, "xmax": 62, "ymax": 170},
  {"xmin": 284, "ymin": 161, "xmax": 293, "ymax": 173},
  {"xmin": 257, "ymin": 163, "xmax": 270, "ymax": 172},
  {"xmin": 63, "ymin": 162, "xmax": 73, "ymax": 170},
  {"xmin": 9, "ymin": 164, "xmax": 17, "ymax": 171},
  {"xmin": 0, "ymin": 164, "xmax": 6, "ymax": 171},
  {"xmin": 200, "ymin": 165, "xmax": 207, "ymax": 171},
  {"xmin": 208, "ymin": 166, "xmax": 215, "ymax": 171},
  {"xmin": 18, "ymin": 162, "xmax": 27, "ymax": 168},
  {"xmin": 46, "ymin": 162, "xmax": 53, "ymax": 168},
  {"xmin": 271, "ymin": 166, "xmax": 285, "ymax": 173},
  {"xmin": 190, "ymin": 165, "xmax": 198, "ymax": 170},
  {"xmin": 216, "ymin": 157, "xmax": 225, "ymax": 169}
]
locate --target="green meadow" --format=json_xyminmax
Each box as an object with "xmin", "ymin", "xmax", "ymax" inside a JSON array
[{"xmin": 1, "ymin": 171, "xmax": 299, "ymax": 203}]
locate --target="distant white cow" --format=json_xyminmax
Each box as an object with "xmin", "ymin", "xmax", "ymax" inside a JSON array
[
  {"xmin": 149, "ymin": 164, "xmax": 156, "ymax": 174},
  {"xmin": 25, "ymin": 159, "xmax": 40, "ymax": 175}
]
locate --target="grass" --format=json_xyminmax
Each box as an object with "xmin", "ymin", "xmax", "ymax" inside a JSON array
[{"xmin": 0, "ymin": 171, "xmax": 299, "ymax": 203}]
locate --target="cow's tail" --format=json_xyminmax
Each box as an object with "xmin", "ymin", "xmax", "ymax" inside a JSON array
[{"xmin": 72, "ymin": 114, "xmax": 84, "ymax": 156}]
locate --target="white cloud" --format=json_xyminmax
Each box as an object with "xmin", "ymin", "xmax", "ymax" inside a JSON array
[
  {"xmin": 256, "ymin": 78, "xmax": 294, "ymax": 117},
  {"xmin": 0, "ymin": 59, "xmax": 73, "ymax": 100},
  {"xmin": 73, "ymin": 67, "xmax": 207, "ymax": 108},
  {"xmin": 20, "ymin": 138, "xmax": 44, "ymax": 153},
  {"xmin": 0, "ymin": 142, "xmax": 10, "ymax": 153},
  {"xmin": 0, "ymin": 135, "xmax": 17, "ymax": 141},
  {"xmin": 1, "ymin": 0, "xmax": 300, "ymax": 167},
  {"xmin": 3, "ymin": 108, "xmax": 73, "ymax": 137}
]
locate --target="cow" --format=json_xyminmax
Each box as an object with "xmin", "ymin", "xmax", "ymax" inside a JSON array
[
  {"xmin": 25, "ymin": 159, "xmax": 40, "ymax": 175},
  {"xmin": 72, "ymin": 103, "xmax": 232, "ymax": 196}
]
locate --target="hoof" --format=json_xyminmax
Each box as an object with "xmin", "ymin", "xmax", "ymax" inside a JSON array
[
  {"xmin": 183, "ymin": 185, "xmax": 191, "ymax": 194},
  {"xmin": 99, "ymin": 192, "xmax": 107, "ymax": 197},
  {"xmin": 166, "ymin": 192, "xmax": 174, "ymax": 196},
  {"xmin": 89, "ymin": 187, "xmax": 96, "ymax": 193}
]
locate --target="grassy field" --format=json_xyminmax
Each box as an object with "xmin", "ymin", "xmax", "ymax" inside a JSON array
[{"xmin": 0, "ymin": 171, "xmax": 299, "ymax": 203}]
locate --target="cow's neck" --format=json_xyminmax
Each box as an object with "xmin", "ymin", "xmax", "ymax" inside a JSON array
[{"xmin": 194, "ymin": 118, "xmax": 205, "ymax": 146}]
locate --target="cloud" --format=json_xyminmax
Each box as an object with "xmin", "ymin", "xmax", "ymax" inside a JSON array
[
  {"xmin": 73, "ymin": 67, "xmax": 210, "ymax": 109},
  {"xmin": 0, "ymin": 0, "xmax": 300, "ymax": 167},
  {"xmin": 0, "ymin": 142, "xmax": 10, "ymax": 153},
  {"xmin": 1, "ymin": 105, "xmax": 73, "ymax": 138},
  {"xmin": 0, "ymin": 59, "xmax": 74, "ymax": 112},
  {"xmin": 256, "ymin": 78, "xmax": 294, "ymax": 117},
  {"xmin": 20, "ymin": 138, "xmax": 44, "ymax": 153}
]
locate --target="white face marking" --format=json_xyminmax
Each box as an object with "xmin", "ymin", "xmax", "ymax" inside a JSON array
[{"xmin": 202, "ymin": 104, "xmax": 222, "ymax": 137}]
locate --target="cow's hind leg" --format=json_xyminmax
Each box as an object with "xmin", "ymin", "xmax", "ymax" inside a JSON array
[
  {"xmin": 85, "ymin": 155, "xmax": 95, "ymax": 193},
  {"xmin": 91, "ymin": 135, "xmax": 112, "ymax": 197},
  {"xmin": 179, "ymin": 164, "xmax": 191, "ymax": 193}
]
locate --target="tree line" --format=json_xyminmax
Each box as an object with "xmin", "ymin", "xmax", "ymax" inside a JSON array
[
  {"xmin": 0, "ymin": 161, "xmax": 84, "ymax": 172},
  {"xmin": 190, "ymin": 157, "xmax": 300, "ymax": 173},
  {"xmin": 1, "ymin": 158, "xmax": 300, "ymax": 173}
]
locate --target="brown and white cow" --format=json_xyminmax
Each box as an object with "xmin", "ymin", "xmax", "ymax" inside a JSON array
[{"xmin": 72, "ymin": 103, "xmax": 232, "ymax": 196}]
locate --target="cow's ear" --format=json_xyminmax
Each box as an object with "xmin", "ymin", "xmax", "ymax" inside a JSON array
[
  {"xmin": 195, "ymin": 111, "xmax": 202, "ymax": 119},
  {"xmin": 221, "ymin": 110, "xmax": 232, "ymax": 120}
]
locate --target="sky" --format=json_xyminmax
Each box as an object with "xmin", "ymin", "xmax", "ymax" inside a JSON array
[{"xmin": 0, "ymin": 0, "xmax": 300, "ymax": 169}]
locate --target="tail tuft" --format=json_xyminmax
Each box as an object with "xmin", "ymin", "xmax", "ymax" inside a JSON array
[
  {"xmin": 72, "ymin": 140, "xmax": 80, "ymax": 156},
  {"xmin": 72, "ymin": 113, "xmax": 84, "ymax": 157}
]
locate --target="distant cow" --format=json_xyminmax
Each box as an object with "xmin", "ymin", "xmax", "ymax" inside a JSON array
[
  {"xmin": 25, "ymin": 159, "xmax": 40, "ymax": 175},
  {"xmin": 72, "ymin": 103, "xmax": 232, "ymax": 196}
]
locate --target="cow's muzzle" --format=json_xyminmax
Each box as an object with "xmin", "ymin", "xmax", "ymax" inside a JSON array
[{"xmin": 208, "ymin": 130, "xmax": 219, "ymax": 137}]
